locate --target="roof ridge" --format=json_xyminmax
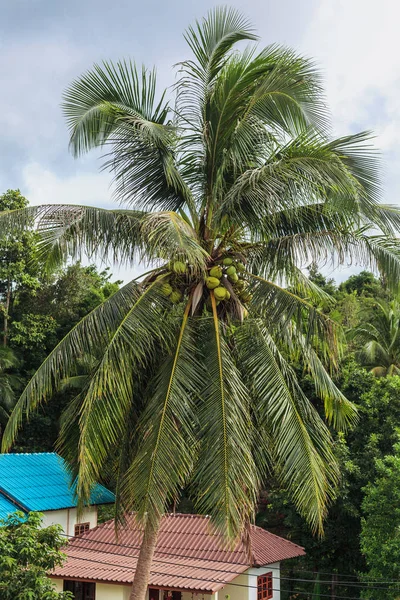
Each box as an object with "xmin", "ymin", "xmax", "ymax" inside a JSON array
[
  {"xmin": 1, "ymin": 451, "xmax": 58, "ymax": 456},
  {"xmin": 250, "ymin": 523, "xmax": 305, "ymax": 551}
]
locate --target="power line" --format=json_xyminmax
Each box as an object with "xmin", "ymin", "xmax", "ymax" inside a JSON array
[
  {"xmin": 59, "ymin": 534, "xmax": 400, "ymax": 593},
  {"xmin": 53, "ymin": 549, "xmax": 376, "ymax": 600},
  {"xmin": 59, "ymin": 529, "xmax": 400, "ymax": 588}
]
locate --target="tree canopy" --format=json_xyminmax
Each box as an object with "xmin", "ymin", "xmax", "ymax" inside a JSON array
[{"xmin": 0, "ymin": 511, "xmax": 71, "ymax": 600}]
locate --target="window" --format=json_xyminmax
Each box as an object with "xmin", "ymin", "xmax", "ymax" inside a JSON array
[
  {"xmin": 74, "ymin": 522, "xmax": 90, "ymax": 536},
  {"xmin": 63, "ymin": 580, "xmax": 95, "ymax": 600},
  {"xmin": 257, "ymin": 573, "xmax": 273, "ymax": 600},
  {"xmin": 163, "ymin": 592, "xmax": 181, "ymax": 600}
]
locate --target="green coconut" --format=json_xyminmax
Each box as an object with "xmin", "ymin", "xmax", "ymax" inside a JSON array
[
  {"xmin": 223, "ymin": 257, "xmax": 233, "ymax": 266},
  {"xmin": 226, "ymin": 265, "xmax": 236, "ymax": 277},
  {"xmin": 237, "ymin": 262, "xmax": 246, "ymax": 272},
  {"xmin": 214, "ymin": 286, "xmax": 227, "ymax": 301},
  {"xmin": 170, "ymin": 290, "xmax": 183, "ymax": 303},
  {"xmin": 206, "ymin": 276, "xmax": 220, "ymax": 289},
  {"xmin": 235, "ymin": 279, "xmax": 246, "ymax": 290},
  {"xmin": 228, "ymin": 272, "xmax": 239, "ymax": 283},
  {"xmin": 171, "ymin": 261, "xmax": 187, "ymax": 274},
  {"xmin": 225, "ymin": 290, "xmax": 231, "ymax": 300},
  {"xmin": 161, "ymin": 283, "xmax": 173, "ymax": 297},
  {"xmin": 209, "ymin": 265, "xmax": 223, "ymax": 279}
]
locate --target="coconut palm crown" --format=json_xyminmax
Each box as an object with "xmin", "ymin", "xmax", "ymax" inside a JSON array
[
  {"xmin": 353, "ymin": 300, "xmax": 400, "ymax": 376},
  {"xmin": 3, "ymin": 8, "xmax": 400, "ymax": 539}
]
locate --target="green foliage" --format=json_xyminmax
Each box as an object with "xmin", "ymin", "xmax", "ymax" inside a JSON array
[
  {"xmin": 361, "ymin": 443, "xmax": 400, "ymax": 599},
  {"xmin": 0, "ymin": 346, "xmax": 20, "ymax": 429},
  {"xmin": 352, "ymin": 300, "xmax": 400, "ymax": 376},
  {"xmin": 339, "ymin": 271, "xmax": 386, "ymax": 298},
  {"xmin": 264, "ymin": 360, "xmax": 400, "ymax": 598},
  {"xmin": 0, "ymin": 511, "xmax": 71, "ymax": 600},
  {"xmin": 10, "ymin": 314, "xmax": 57, "ymax": 349},
  {"xmin": 0, "ymin": 190, "xmax": 41, "ymax": 347}
]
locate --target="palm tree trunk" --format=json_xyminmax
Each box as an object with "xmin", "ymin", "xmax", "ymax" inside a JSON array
[{"xmin": 130, "ymin": 514, "xmax": 162, "ymax": 600}]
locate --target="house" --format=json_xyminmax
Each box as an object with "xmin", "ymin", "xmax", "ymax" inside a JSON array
[
  {"xmin": 0, "ymin": 452, "xmax": 114, "ymax": 536},
  {"xmin": 51, "ymin": 513, "xmax": 305, "ymax": 600}
]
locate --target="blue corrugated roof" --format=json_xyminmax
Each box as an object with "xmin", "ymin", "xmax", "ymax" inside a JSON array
[
  {"xmin": 0, "ymin": 453, "xmax": 114, "ymax": 512},
  {"xmin": 0, "ymin": 493, "xmax": 21, "ymax": 520}
]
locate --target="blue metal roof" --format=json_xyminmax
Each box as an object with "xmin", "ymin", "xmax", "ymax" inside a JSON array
[
  {"xmin": 0, "ymin": 453, "xmax": 114, "ymax": 512},
  {"xmin": 0, "ymin": 493, "xmax": 21, "ymax": 520}
]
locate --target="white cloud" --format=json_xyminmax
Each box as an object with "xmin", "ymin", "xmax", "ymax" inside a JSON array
[
  {"xmin": 300, "ymin": 0, "xmax": 400, "ymax": 152},
  {"xmin": 22, "ymin": 162, "xmax": 115, "ymax": 209}
]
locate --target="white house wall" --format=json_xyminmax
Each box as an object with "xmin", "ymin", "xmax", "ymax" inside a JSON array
[
  {"xmin": 247, "ymin": 564, "xmax": 280, "ymax": 600},
  {"xmin": 51, "ymin": 566, "xmax": 281, "ymax": 600},
  {"xmin": 222, "ymin": 572, "xmax": 250, "ymax": 600},
  {"xmin": 51, "ymin": 581, "xmax": 215, "ymax": 600},
  {"xmin": 41, "ymin": 505, "xmax": 98, "ymax": 537}
]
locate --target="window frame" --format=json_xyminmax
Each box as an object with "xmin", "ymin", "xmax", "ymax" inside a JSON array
[
  {"xmin": 63, "ymin": 580, "xmax": 96, "ymax": 599},
  {"xmin": 257, "ymin": 572, "xmax": 273, "ymax": 600},
  {"xmin": 74, "ymin": 522, "xmax": 91, "ymax": 537}
]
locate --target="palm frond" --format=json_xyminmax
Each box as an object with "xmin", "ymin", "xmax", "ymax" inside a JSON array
[
  {"xmin": 63, "ymin": 61, "xmax": 168, "ymax": 156},
  {"xmin": 72, "ymin": 280, "xmax": 175, "ymax": 506},
  {"xmin": 291, "ymin": 328, "xmax": 357, "ymax": 430},
  {"xmin": 235, "ymin": 320, "xmax": 339, "ymax": 534},
  {"xmin": 121, "ymin": 300, "xmax": 199, "ymax": 525},
  {"xmin": 218, "ymin": 131, "xmax": 364, "ymax": 229},
  {"xmin": 192, "ymin": 295, "xmax": 259, "ymax": 537},
  {"xmin": 2, "ymin": 279, "xmax": 172, "ymax": 452},
  {"xmin": 248, "ymin": 273, "xmax": 339, "ymax": 358},
  {"xmin": 0, "ymin": 205, "xmax": 209, "ymax": 273},
  {"xmin": 63, "ymin": 60, "xmax": 195, "ymax": 214},
  {"xmin": 141, "ymin": 211, "xmax": 209, "ymax": 273}
]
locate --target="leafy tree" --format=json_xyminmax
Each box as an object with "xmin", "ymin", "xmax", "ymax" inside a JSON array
[
  {"xmin": 360, "ymin": 442, "xmax": 400, "ymax": 599},
  {"xmin": 352, "ymin": 300, "xmax": 400, "ymax": 376},
  {"xmin": 10, "ymin": 264, "xmax": 121, "ymax": 452},
  {"xmin": 265, "ymin": 365, "xmax": 400, "ymax": 599},
  {"xmin": 0, "ymin": 346, "xmax": 20, "ymax": 429},
  {"xmin": 3, "ymin": 8, "xmax": 400, "ymax": 600},
  {"xmin": 0, "ymin": 190, "xmax": 41, "ymax": 346},
  {"xmin": 339, "ymin": 271, "xmax": 387, "ymax": 299},
  {"xmin": 0, "ymin": 511, "xmax": 71, "ymax": 600}
]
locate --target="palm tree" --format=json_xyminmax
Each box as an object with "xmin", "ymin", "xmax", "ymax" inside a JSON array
[
  {"xmin": 352, "ymin": 300, "xmax": 400, "ymax": 376},
  {"xmin": 3, "ymin": 7, "xmax": 400, "ymax": 600}
]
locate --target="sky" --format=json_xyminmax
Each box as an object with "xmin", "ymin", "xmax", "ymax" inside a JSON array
[{"xmin": 1, "ymin": 0, "xmax": 399, "ymax": 282}]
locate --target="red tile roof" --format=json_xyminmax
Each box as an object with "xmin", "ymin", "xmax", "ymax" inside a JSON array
[{"xmin": 52, "ymin": 513, "xmax": 305, "ymax": 592}]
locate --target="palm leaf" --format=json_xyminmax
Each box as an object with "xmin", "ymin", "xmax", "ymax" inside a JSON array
[
  {"xmin": 63, "ymin": 60, "xmax": 194, "ymax": 214},
  {"xmin": 192, "ymin": 295, "xmax": 259, "ymax": 537},
  {"xmin": 121, "ymin": 300, "xmax": 200, "ymax": 525},
  {"xmin": 2, "ymin": 279, "xmax": 172, "ymax": 452},
  {"xmin": 235, "ymin": 320, "xmax": 338, "ymax": 534}
]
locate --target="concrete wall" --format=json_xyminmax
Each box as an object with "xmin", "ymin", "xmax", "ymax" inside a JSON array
[
  {"xmin": 222, "ymin": 572, "xmax": 249, "ymax": 600},
  {"xmin": 51, "ymin": 581, "xmax": 216, "ymax": 600},
  {"xmin": 41, "ymin": 506, "xmax": 98, "ymax": 537},
  {"xmin": 51, "ymin": 568, "xmax": 281, "ymax": 600},
  {"xmin": 52, "ymin": 579, "xmax": 63, "ymax": 593},
  {"xmin": 247, "ymin": 564, "xmax": 280, "ymax": 600},
  {"xmin": 96, "ymin": 583, "xmax": 131, "ymax": 599}
]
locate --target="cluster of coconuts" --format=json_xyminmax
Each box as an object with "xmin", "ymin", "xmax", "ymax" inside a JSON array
[
  {"xmin": 159, "ymin": 257, "xmax": 252, "ymax": 308},
  {"xmin": 160, "ymin": 260, "xmax": 187, "ymax": 303},
  {"xmin": 205, "ymin": 257, "xmax": 252, "ymax": 305}
]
